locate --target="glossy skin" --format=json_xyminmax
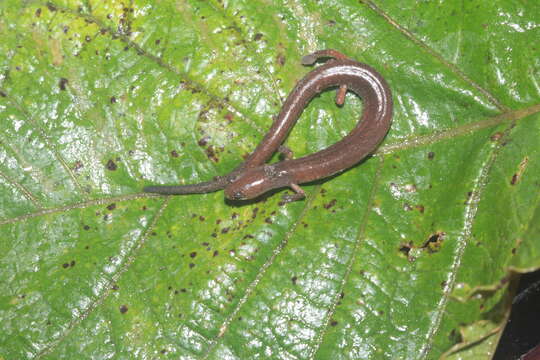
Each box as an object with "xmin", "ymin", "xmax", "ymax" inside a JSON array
[{"xmin": 144, "ymin": 50, "xmax": 393, "ymax": 201}]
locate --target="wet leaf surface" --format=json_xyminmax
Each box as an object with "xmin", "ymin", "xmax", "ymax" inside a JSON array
[{"xmin": 1, "ymin": 1, "xmax": 539, "ymax": 359}]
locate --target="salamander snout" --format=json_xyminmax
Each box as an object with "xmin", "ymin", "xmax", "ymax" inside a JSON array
[{"xmin": 224, "ymin": 165, "xmax": 290, "ymax": 201}]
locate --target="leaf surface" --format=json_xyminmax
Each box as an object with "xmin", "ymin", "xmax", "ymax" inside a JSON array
[{"xmin": 1, "ymin": 0, "xmax": 539, "ymax": 359}]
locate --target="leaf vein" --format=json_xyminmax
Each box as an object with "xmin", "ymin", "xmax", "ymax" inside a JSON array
[
  {"xmin": 363, "ymin": 0, "xmax": 508, "ymax": 112},
  {"xmin": 309, "ymin": 156, "xmax": 385, "ymax": 359},
  {"xmin": 201, "ymin": 186, "xmax": 322, "ymax": 359},
  {"xmin": 33, "ymin": 196, "xmax": 170, "ymax": 359}
]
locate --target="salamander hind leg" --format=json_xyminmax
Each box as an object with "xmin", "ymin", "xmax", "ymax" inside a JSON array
[{"xmin": 280, "ymin": 183, "xmax": 306, "ymax": 204}]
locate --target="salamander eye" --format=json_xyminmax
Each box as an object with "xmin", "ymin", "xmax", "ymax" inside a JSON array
[{"xmin": 230, "ymin": 190, "xmax": 246, "ymax": 200}]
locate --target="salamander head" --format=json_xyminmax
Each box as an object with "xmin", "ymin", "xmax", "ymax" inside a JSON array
[{"xmin": 224, "ymin": 165, "xmax": 290, "ymax": 200}]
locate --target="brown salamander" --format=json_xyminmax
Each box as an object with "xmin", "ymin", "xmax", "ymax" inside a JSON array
[{"xmin": 144, "ymin": 49, "xmax": 393, "ymax": 202}]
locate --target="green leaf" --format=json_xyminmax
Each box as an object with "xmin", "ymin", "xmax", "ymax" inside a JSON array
[{"xmin": 1, "ymin": 0, "xmax": 539, "ymax": 359}]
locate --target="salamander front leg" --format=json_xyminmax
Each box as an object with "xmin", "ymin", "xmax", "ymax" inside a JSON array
[
  {"xmin": 335, "ymin": 85, "xmax": 347, "ymax": 106},
  {"xmin": 280, "ymin": 183, "xmax": 306, "ymax": 204}
]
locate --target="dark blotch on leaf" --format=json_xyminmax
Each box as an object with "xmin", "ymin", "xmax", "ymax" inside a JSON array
[
  {"xmin": 190, "ymin": 252, "xmax": 197, "ymax": 258},
  {"xmin": 205, "ymin": 146, "xmax": 218, "ymax": 162},
  {"xmin": 170, "ymin": 150, "xmax": 179, "ymax": 158},
  {"xmin": 399, "ymin": 242, "xmax": 412, "ymax": 256},
  {"xmin": 490, "ymin": 132, "xmax": 503, "ymax": 141},
  {"xmin": 119, "ymin": 305, "xmax": 128, "ymax": 314},
  {"xmin": 35, "ymin": 8, "xmax": 42, "ymax": 17},
  {"xmin": 330, "ymin": 320, "xmax": 338, "ymax": 326},
  {"xmin": 213, "ymin": 250, "xmax": 219, "ymax": 257},
  {"xmin": 46, "ymin": 2, "xmax": 57, "ymax": 11},
  {"xmin": 106, "ymin": 159, "xmax": 117, "ymax": 171},
  {"xmin": 110, "ymin": 96, "xmax": 117, "ymax": 104},
  {"xmin": 198, "ymin": 136, "xmax": 209, "ymax": 147},
  {"xmin": 323, "ymin": 199, "xmax": 337, "ymax": 210},
  {"xmin": 73, "ymin": 160, "xmax": 83, "ymax": 171},
  {"xmin": 58, "ymin": 78, "xmax": 68, "ymax": 91},
  {"xmin": 253, "ymin": 33, "xmax": 263, "ymax": 41},
  {"xmin": 62, "ymin": 263, "xmax": 69, "ymax": 268},
  {"xmin": 189, "ymin": 263, "xmax": 195, "ymax": 268},
  {"xmin": 70, "ymin": 260, "xmax": 75, "ymax": 267},
  {"xmin": 428, "ymin": 151, "xmax": 435, "ymax": 160},
  {"xmin": 511, "ymin": 174, "xmax": 518, "ymax": 185},
  {"xmin": 277, "ymin": 53, "xmax": 286, "ymax": 66},
  {"xmin": 291, "ymin": 276, "xmax": 297, "ymax": 285},
  {"xmin": 106, "ymin": 203, "xmax": 116, "ymax": 211},
  {"xmin": 83, "ymin": 225, "xmax": 90, "ymax": 230},
  {"xmin": 422, "ymin": 232, "xmax": 446, "ymax": 253}
]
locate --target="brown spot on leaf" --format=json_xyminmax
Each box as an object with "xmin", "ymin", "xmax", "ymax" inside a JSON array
[
  {"xmin": 106, "ymin": 159, "xmax": 117, "ymax": 171},
  {"xmin": 490, "ymin": 132, "xmax": 503, "ymax": 141},
  {"xmin": 277, "ymin": 53, "xmax": 286, "ymax": 66},
  {"xmin": 422, "ymin": 232, "xmax": 446, "ymax": 253},
  {"xmin": 198, "ymin": 136, "xmax": 209, "ymax": 147},
  {"xmin": 58, "ymin": 78, "xmax": 68, "ymax": 90},
  {"xmin": 399, "ymin": 242, "xmax": 412, "ymax": 257},
  {"xmin": 511, "ymin": 174, "xmax": 518, "ymax": 185},
  {"xmin": 323, "ymin": 199, "xmax": 337, "ymax": 209}
]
